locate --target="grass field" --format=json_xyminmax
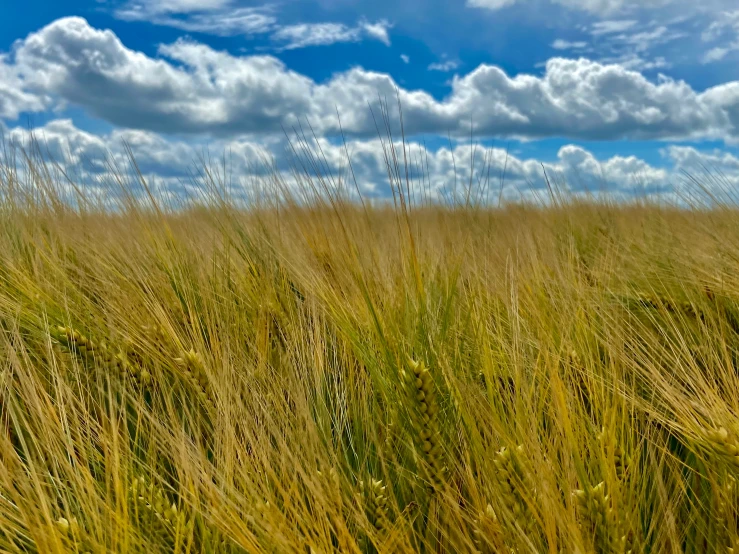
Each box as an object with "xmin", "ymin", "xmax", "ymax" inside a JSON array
[{"xmin": 2, "ymin": 145, "xmax": 739, "ymax": 553}]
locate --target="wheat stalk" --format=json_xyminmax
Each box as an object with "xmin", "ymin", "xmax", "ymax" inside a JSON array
[
  {"xmin": 174, "ymin": 348, "xmax": 212, "ymax": 405},
  {"xmin": 572, "ymin": 481, "xmax": 632, "ymax": 554},
  {"xmin": 402, "ymin": 358, "xmax": 445, "ymax": 490},
  {"xmin": 54, "ymin": 325, "xmax": 151, "ymax": 386}
]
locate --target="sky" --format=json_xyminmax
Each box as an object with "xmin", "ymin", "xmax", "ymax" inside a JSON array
[{"xmin": 3, "ymin": 0, "xmax": 739, "ymax": 201}]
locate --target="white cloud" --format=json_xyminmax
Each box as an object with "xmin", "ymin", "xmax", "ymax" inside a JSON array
[
  {"xmin": 662, "ymin": 144, "xmax": 739, "ymax": 201},
  {"xmin": 271, "ymin": 20, "xmax": 391, "ymax": 50},
  {"xmin": 0, "ymin": 54, "xmax": 48, "ymax": 119},
  {"xmin": 702, "ymin": 11, "xmax": 739, "ymax": 42},
  {"xmin": 466, "ymin": 0, "xmax": 739, "ymax": 17},
  {"xmin": 552, "ymin": 39, "xmax": 588, "ymax": 50},
  {"xmin": 466, "ymin": 0, "xmax": 517, "ymax": 9},
  {"xmin": 3, "ymin": 118, "xmax": 681, "ymax": 201},
  {"xmin": 553, "ymin": 0, "xmax": 673, "ymax": 15},
  {"xmin": 13, "ymin": 18, "xmax": 316, "ymax": 134},
  {"xmin": 275, "ymin": 139, "xmax": 692, "ymax": 200},
  {"xmin": 361, "ymin": 20, "xmax": 392, "ymax": 46},
  {"xmin": 18, "ymin": 118, "xmax": 739, "ymax": 204},
  {"xmin": 467, "ymin": 0, "xmax": 674, "ymax": 15},
  {"xmin": 568, "ymin": 19, "xmax": 685, "ymax": 72},
  {"xmin": 596, "ymin": 22, "xmax": 685, "ymax": 55},
  {"xmin": 127, "ymin": 0, "xmax": 234, "ymax": 13},
  {"xmin": 590, "ymin": 20, "xmax": 638, "ymax": 35},
  {"xmin": 602, "ymin": 53, "xmax": 670, "ymax": 71},
  {"xmin": 616, "ymin": 26, "xmax": 673, "ymax": 52},
  {"xmin": 546, "ymin": 11, "xmax": 725, "ymax": 69},
  {"xmin": 700, "ymin": 11, "xmax": 739, "ymax": 64},
  {"xmin": 555, "ymin": 144, "xmax": 669, "ymax": 192},
  {"xmin": 433, "ymin": 57, "xmax": 725, "ymax": 140},
  {"xmin": 664, "ymin": 145, "xmax": 739, "ymax": 169},
  {"xmin": 115, "ymin": 2, "xmax": 276, "ymax": 36},
  {"xmin": 272, "ymin": 23, "xmax": 360, "ymax": 49},
  {"xmin": 428, "ymin": 60, "xmax": 460, "ymax": 71},
  {"xmin": 400, "ymin": 54, "xmax": 410, "ymax": 64},
  {"xmin": 3, "ymin": 118, "xmax": 280, "ymax": 203},
  {"xmin": 115, "ymin": 0, "xmax": 390, "ymax": 49},
  {"xmin": 704, "ymin": 46, "xmax": 731, "ymax": 63},
  {"xmin": 8, "ymin": 119, "xmax": 108, "ymax": 169},
  {"xmin": 9, "ymin": 17, "xmax": 739, "ymax": 143}
]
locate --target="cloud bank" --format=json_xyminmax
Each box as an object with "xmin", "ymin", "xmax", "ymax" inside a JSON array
[
  {"xmin": 10, "ymin": 118, "xmax": 733, "ymax": 203},
  {"xmin": 4, "ymin": 17, "xmax": 739, "ymax": 144}
]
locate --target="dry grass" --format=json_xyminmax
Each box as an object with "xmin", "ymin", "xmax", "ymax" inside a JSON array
[{"xmin": 1, "ymin": 141, "xmax": 739, "ymax": 553}]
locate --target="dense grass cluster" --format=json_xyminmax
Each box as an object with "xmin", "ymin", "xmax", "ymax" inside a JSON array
[{"xmin": 2, "ymin": 150, "xmax": 739, "ymax": 552}]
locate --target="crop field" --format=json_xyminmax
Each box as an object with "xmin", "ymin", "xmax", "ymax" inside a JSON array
[{"xmin": 1, "ymin": 153, "xmax": 739, "ymax": 553}]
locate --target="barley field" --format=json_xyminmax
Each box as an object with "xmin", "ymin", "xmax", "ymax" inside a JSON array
[{"xmin": 1, "ymin": 149, "xmax": 739, "ymax": 553}]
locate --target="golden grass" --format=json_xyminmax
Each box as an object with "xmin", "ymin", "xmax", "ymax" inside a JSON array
[{"xmin": 2, "ymin": 145, "xmax": 739, "ymax": 552}]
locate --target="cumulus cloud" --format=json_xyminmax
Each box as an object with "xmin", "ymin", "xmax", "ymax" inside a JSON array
[
  {"xmin": 433, "ymin": 58, "xmax": 723, "ymax": 140},
  {"xmin": 21, "ymin": 117, "xmax": 739, "ymax": 203},
  {"xmin": 7, "ymin": 119, "xmax": 108, "ymax": 172},
  {"xmin": 661, "ymin": 144, "xmax": 739, "ymax": 202},
  {"xmin": 0, "ymin": 54, "xmax": 48, "ymax": 120},
  {"xmin": 555, "ymin": 144, "xmax": 670, "ymax": 192},
  {"xmin": 8, "ymin": 17, "xmax": 739, "ymax": 142},
  {"xmin": 12, "ymin": 19, "xmax": 317, "ymax": 134},
  {"xmin": 3, "ymin": 118, "xmax": 281, "ymax": 203},
  {"xmin": 4, "ymin": 118, "xmax": 683, "ymax": 202},
  {"xmin": 6, "ymin": 119, "xmax": 196, "ymax": 178}
]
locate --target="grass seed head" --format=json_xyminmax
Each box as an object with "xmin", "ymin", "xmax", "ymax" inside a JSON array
[{"xmin": 404, "ymin": 359, "xmax": 445, "ymax": 489}]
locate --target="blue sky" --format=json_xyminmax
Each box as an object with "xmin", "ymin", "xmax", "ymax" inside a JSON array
[{"xmin": 3, "ymin": 0, "xmax": 739, "ymax": 200}]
